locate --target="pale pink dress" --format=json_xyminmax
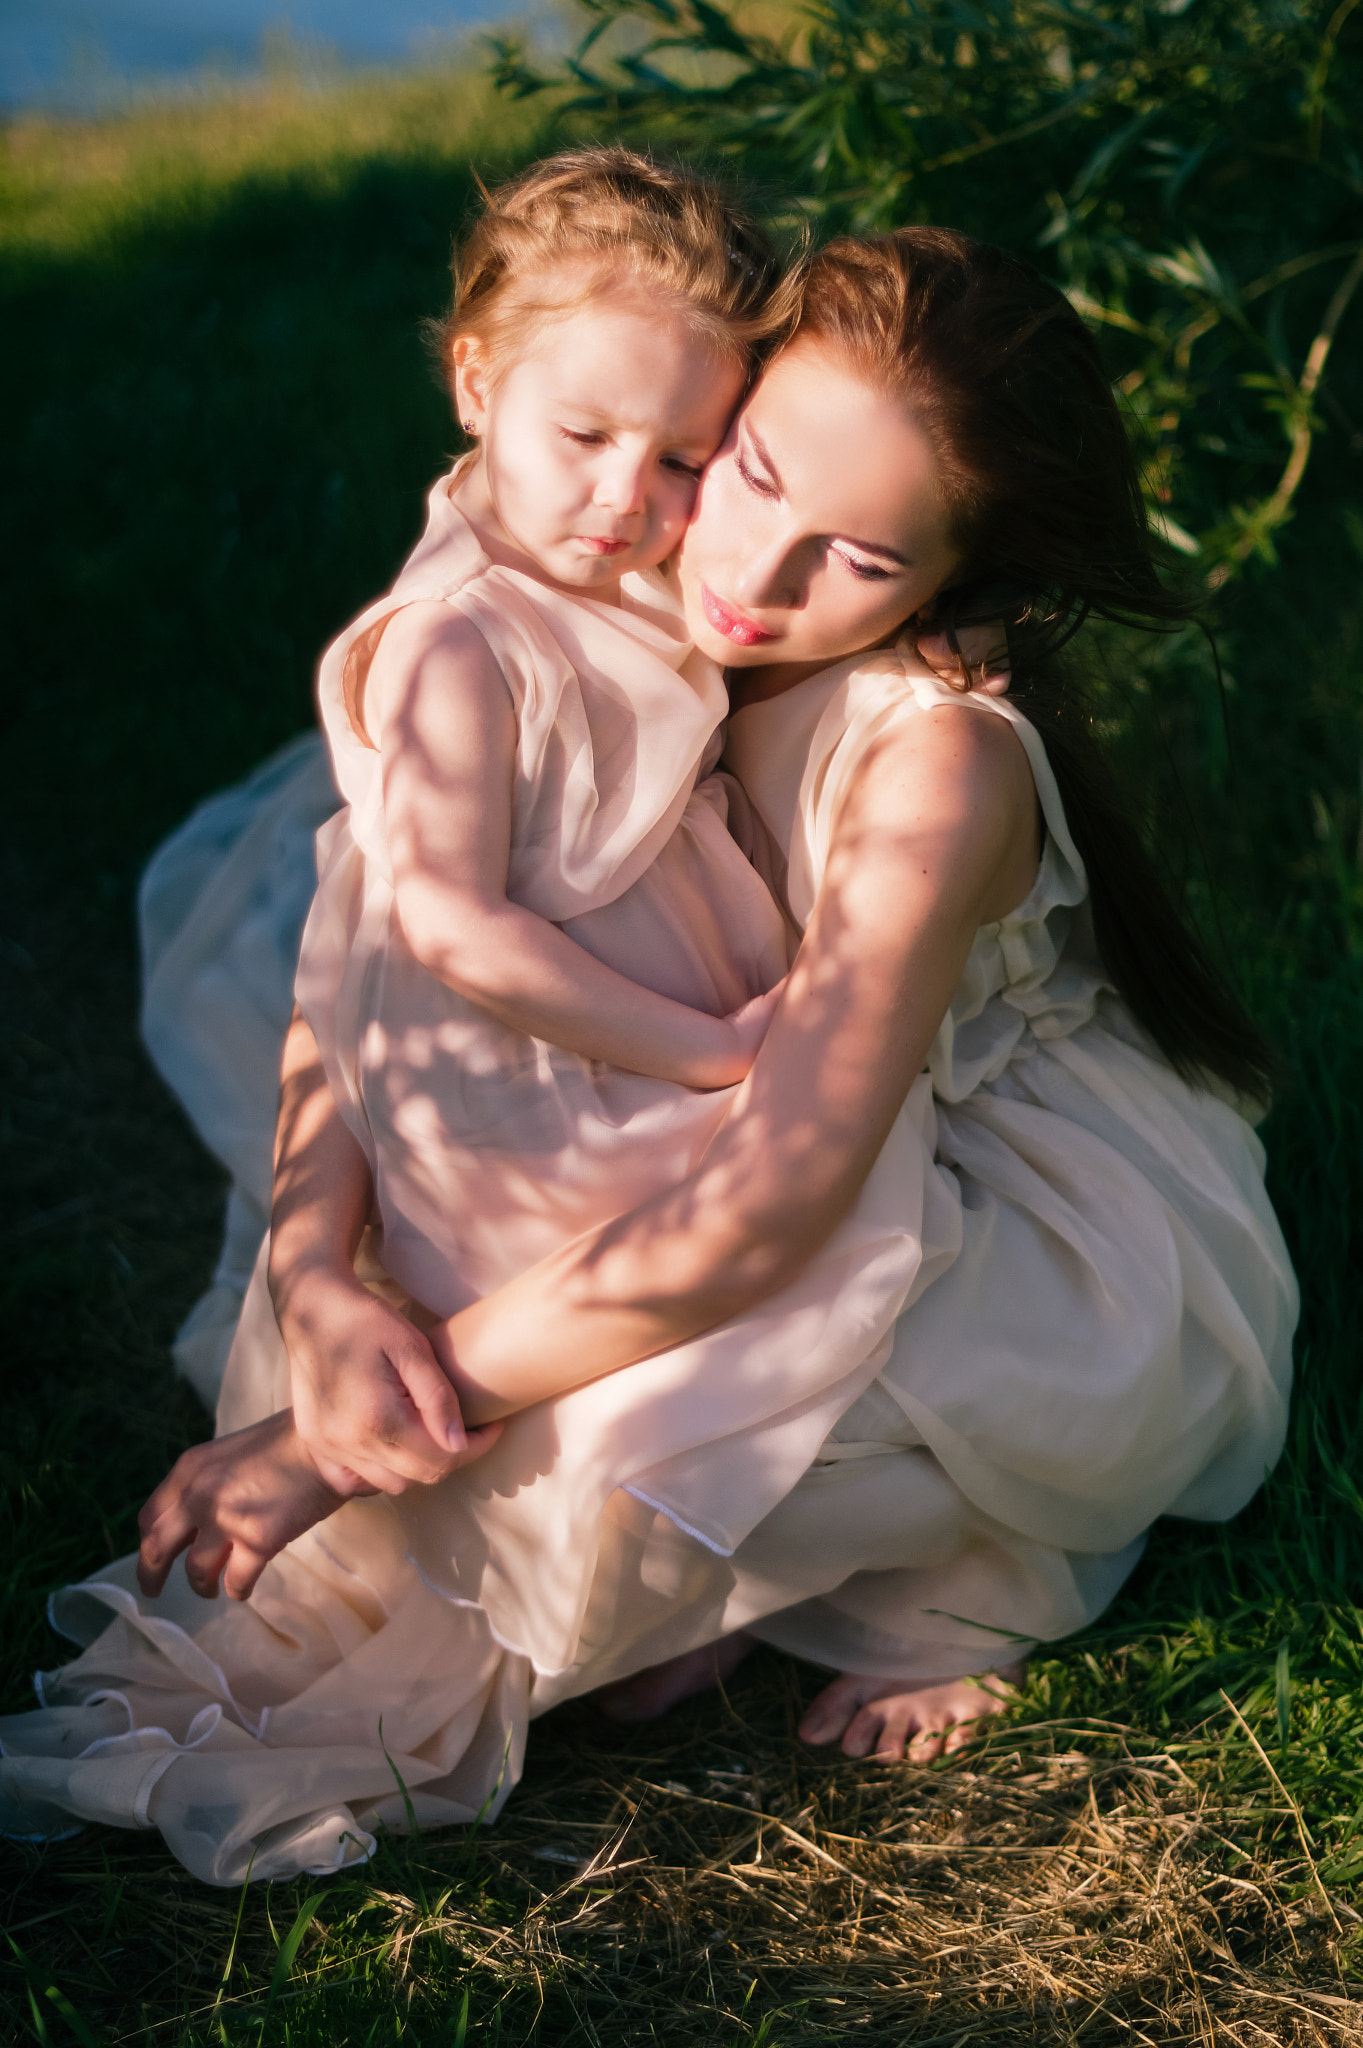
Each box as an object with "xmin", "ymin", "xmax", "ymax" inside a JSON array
[{"xmin": 0, "ymin": 501, "xmax": 1298, "ymax": 1883}]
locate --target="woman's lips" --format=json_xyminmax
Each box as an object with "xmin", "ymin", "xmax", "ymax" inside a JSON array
[
  {"xmin": 700, "ymin": 583, "xmax": 777, "ymax": 646},
  {"xmin": 578, "ymin": 536, "xmax": 629, "ymax": 556}
]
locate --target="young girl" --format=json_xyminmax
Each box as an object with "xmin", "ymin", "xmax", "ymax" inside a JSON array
[
  {"xmin": 273, "ymin": 148, "xmax": 799, "ymax": 1456},
  {"xmin": 3, "ymin": 222, "xmax": 1293, "ymax": 1884}
]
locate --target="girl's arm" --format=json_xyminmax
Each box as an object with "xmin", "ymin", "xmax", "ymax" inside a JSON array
[
  {"xmin": 370, "ymin": 603, "xmax": 776, "ymax": 1088},
  {"xmin": 269, "ymin": 1005, "xmax": 497, "ymax": 1495}
]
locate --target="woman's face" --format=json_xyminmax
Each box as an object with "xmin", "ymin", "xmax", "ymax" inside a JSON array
[{"xmin": 678, "ymin": 337, "xmax": 963, "ymax": 687}]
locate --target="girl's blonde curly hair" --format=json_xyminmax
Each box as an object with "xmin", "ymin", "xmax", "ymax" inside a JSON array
[{"xmin": 429, "ymin": 146, "xmax": 795, "ymax": 392}]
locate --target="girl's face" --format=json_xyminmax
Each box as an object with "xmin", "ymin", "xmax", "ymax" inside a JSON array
[
  {"xmin": 679, "ymin": 338, "xmax": 963, "ymax": 689},
  {"xmin": 455, "ymin": 290, "xmax": 745, "ymax": 600}
]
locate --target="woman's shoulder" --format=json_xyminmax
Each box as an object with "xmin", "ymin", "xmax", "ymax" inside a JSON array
[{"xmin": 809, "ymin": 647, "xmax": 1032, "ymax": 808}]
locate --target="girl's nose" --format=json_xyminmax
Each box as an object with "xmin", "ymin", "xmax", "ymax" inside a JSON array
[{"xmin": 595, "ymin": 451, "xmax": 649, "ymax": 519}]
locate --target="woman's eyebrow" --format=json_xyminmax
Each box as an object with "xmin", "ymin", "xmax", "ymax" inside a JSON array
[
  {"xmin": 747, "ymin": 422, "xmax": 910, "ymax": 565},
  {"xmin": 842, "ymin": 536, "xmax": 911, "ymax": 567}
]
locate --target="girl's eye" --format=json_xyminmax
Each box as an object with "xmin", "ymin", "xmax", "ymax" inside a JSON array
[
  {"xmin": 662, "ymin": 455, "xmax": 705, "ymax": 479},
  {"xmin": 735, "ymin": 448, "xmax": 778, "ymax": 499},
  {"xmin": 561, "ymin": 428, "xmax": 607, "ymax": 448}
]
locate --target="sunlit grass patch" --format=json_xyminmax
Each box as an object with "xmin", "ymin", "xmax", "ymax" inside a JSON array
[{"xmin": 0, "ymin": 56, "xmax": 556, "ymax": 261}]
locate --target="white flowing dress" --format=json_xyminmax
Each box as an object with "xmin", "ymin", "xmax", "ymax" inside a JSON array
[{"xmin": 0, "ymin": 523, "xmax": 1298, "ymax": 1884}]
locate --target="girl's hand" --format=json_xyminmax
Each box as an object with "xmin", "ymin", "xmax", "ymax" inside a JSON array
[
  {"xmin": 915, "ymin": 621, "xmax": 1011, "ymax": 695},
  {"xmin": 723, "ymin": 977, "xmax": 788, "ymax": 1077},
  {"xmin": 137, "ymin": 1410, "xmax": 350, "ymax": 1604},
  {"xmin": 282, "ymin": 1261, "xmax": 504, "ymax": 1496}
]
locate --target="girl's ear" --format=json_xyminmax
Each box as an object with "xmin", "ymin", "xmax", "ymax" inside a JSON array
[{"xmin": 452, "ymin": 335, "xmax": 492, "ymax": 438}]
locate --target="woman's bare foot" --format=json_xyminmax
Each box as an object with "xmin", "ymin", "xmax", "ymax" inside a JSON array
[
  {"xmin": 593, "ymin": 1631, "xmax": 755, "ymax": 1723},
  {"xmin": 798, "ymin": 1661, "xmax": 1025, "ymax": 1761}
]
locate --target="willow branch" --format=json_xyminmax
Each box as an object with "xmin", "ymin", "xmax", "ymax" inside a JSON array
[{"xmin": 1230, "ymin": 246, "xmax": 1363, "ymax": 562}]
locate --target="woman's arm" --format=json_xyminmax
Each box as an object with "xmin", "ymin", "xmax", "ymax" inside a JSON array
[
  {"xmin": 372, "ymin": 603, "xmax": 777, "ymax": 1087},
  {"xmin": 432, "ymin": 700, "xmax": 1039, "ymax": 1420}
]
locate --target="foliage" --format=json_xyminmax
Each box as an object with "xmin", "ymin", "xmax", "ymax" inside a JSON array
[{"xmin": 494, "ymin": 0, "xmax": 1363, "ymax": 575}]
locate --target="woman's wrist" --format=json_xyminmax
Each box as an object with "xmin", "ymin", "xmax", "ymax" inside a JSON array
[{"xmin": 268, "ymin": 1237, "xmax": 362, "ymax": 1337}]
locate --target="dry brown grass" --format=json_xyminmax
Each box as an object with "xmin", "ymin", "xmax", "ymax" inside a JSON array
[
  {"xmin": 8, "ymin": 1650, "xmax": 1362, "ymax": 2043},
  {"xmin": 424, "ymin": 1673, "xmax": 1363, "ymax": 2044}
]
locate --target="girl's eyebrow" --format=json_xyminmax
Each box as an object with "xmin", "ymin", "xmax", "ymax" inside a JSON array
[{"xmin": 746, "ymin": 421, "xmax": 911, "ymax": 568}]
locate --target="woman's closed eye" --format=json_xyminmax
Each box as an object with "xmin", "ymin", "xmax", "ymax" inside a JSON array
[
  {"xmin": 832, "ymin": 547, "xmax": 894, "ymax": 582},
  {"xmin": 735, "ymin": 446, "xmax": 779, "ymax": 499},
  {"xmin": 560, "ymin": 426, "xmax": 608, "ymax": 449}
]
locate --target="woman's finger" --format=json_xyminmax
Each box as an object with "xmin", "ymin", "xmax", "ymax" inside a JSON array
[
  {"xmin": 449, "ymin": 1419, "xmax": 505, "ymax": 1468},
  {"xmin": 183, "ymin": 1532, "xmax": 232, "ymax": 1602},
  {"xmin": 395, "ymin": 1343, "xmax": 470, "ymax": 1456},
  {"xmin": 222, "ymin": 1541, "xmax": 273, "ymax": 1604},
  {"xmin": 314, "ymin": 1415, "xmax": 454, "ymax": 1493},
  {"xmin": 299, "ymin": 1369, "xmax": 455, "ymax": 1489},
  {"xmin": 137, "ymin": 1502, "xmax": 197, "ymax": 1598}
]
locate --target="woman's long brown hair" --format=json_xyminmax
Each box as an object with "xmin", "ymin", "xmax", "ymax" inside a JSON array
[{"xmin": 792, "ymin": 228, "xmax": 1274, "ymax": 1104}]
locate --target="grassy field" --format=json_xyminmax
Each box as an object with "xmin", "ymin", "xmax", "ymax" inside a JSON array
[{"xmin": 3, "ymin": 42, "xmax": 1363, "ymax": 2047}]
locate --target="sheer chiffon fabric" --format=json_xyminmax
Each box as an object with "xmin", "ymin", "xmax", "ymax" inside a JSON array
[{"xmin": 0, "ymin": 495, "xmax": 1297, "ymax": 1882}]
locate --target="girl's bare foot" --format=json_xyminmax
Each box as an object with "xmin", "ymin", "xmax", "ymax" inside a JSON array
[
  {"xmin": 798, "ymin": 1661, "xmax": 1025, "ymax": 1761},
  {"xmin": 593, "ymin": 1631, "xmax": 755, "ymax": 1723}
]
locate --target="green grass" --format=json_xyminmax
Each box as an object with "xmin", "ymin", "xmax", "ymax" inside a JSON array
[{"xmin": 3, "ymin": 49, "xmax": 1363, "ymax": 2046}]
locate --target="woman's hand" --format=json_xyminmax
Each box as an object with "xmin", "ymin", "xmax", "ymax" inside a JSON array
[
  {"xmin": 137, "ymin": 1409, "xmax": 352, "ymax": 1604},
  {"xmin": 282, "ymin": 1259, "xmax": 504, "ymax": 1496},
  {"xmin": 915, "ymin": 620, "xmax": 1011, "ymax": 696}
]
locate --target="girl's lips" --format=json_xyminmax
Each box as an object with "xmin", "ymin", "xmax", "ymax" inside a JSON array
[
  {"xmin": 700, "ymin": 583, "xmax": 777, "ymax": 647},
  {"xmin": 578, "ymin": 536, "xmax": 630, "ymax": 556}
]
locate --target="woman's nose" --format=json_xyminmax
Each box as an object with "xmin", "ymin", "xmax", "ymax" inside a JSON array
[{"xmin": 732, "ymin": 538, "xmax": 804, "ymax": 611}]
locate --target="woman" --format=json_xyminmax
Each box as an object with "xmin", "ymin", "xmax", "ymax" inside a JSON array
[{"xmin": 1, "ymin": 227, "xmax": 1296, "ymax": 1887}]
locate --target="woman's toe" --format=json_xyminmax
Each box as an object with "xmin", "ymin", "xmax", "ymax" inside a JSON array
[
  {"xmin": 905, "ymin": 1720, "xmax": 948, "ymax": 1763},
  {"xmin": 798, "ymin": 1674, "xmax": 861, "ymax": 1745},
  {"xmin": 840, "ymin": 1702, "xmax": 889, "ymax": 1758}
]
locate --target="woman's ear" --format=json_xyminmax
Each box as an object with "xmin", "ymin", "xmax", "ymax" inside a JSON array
[{"xmin": 452, "ymin": 336, "xmax": 492, "ymax": 439}]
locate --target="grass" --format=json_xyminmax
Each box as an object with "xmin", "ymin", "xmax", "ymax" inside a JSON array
[{"xmin": 3, "ymin": 48, "xmax": 1363, "ymax": 2047}]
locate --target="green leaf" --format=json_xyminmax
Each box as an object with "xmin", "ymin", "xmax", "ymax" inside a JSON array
[
  {"xmin": 263, "ymin": 1892, "xmax": 324, "ymax": 2013},
  {"xmin": 1276, "ymin": 1640, "xmax": 1293, "ymax": 1747}
]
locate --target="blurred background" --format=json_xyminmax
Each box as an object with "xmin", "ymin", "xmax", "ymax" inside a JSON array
[
  {"xmin": 3, "ymin": 3, "xmax": 1362, "ymax": 2035},
  {"xmin": 2, "ymin": 1, "xmax": 535, "ymax": 114}
]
